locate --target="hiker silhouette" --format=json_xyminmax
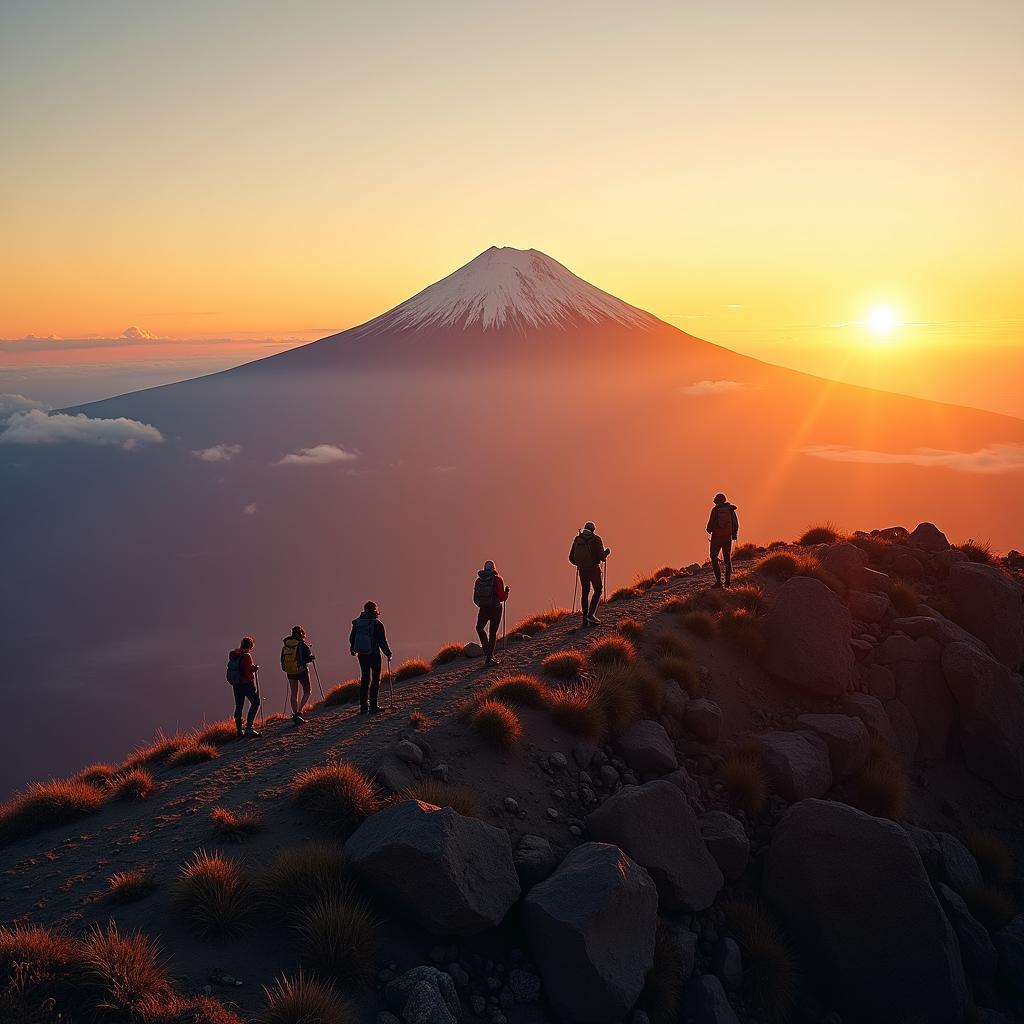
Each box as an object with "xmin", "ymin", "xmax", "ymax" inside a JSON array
[
  {"xmin": 350, "ymin": 601, "xmax": 393, "ymax": 715},
  {"xmin": 707, "ymin": 493, "xmax": 739, "ymax": 588},
  {"xmin": 473, "ymin": 560, "xmax": 509, "ymax": 668},
  {"xmin": 569, "ymin": 522, "xmax": 610, "ymax": 626}
]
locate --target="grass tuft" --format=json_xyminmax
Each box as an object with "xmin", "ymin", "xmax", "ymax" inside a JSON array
[
  {"xmin": 723, "ymin": 900, "xmax": 799, "ymax": 1021},
  {"xmin": 607, "ymin": 587, "xmax": 638, "ymax": 603},
  {"xmin": 293, "ymin": 898, "xmax": 379, "ymax": 988},
  {"xmin": 541, "ymin": 650, "xmax": 587, "ymax": 680},
  {"xmin": 113, "ymin": 768, "xmax": 154, "ymax": 801},
  {"xmin": 0, "ymin": 779, "xmax": 104, "ymax": 843},
  {"xmin": 510, "ymin": 607, "xmax": 572, "ymax": 636},
  {"xmin": 757, "ymin": 552, "xmax": 799, "ymax": 579},
  {"xmin": 107, "ymin": 868, "xmax": 158, "ymax": 904},
  {"xmin": 0, "ymin": 924, "xmax": 80, "ymax": 992},
  {"xmin": 393, "ymin": 659, "xmax": 430, "ymax": 682},
  {"xmin": 957, "ymin": 538, "xmax": 998, "ymax": 565},
  {"xmin": 966, "ymin": 831, "xmax": 1014, "ymax": 887},
  {"xmin": 136, "ymin": 993, "xmax": 244, "ymax": 1023},
  {"xmin": 682, "ymin": 610, "xmax": 717, "ymax": 639},
  {"xmin": 480, "ymin": 674, "xmax": 549, "ymax": 709},
  {"xmin": 547, "ymin": 680, "xmax": 604, "ymax": 738},
  {"xmin": 732, "ymin": 542, "xmax": 765, "ymax": 561},
  {"xmin": 395, "ymin": 779, "xmax": 479, "ymax": 817},
  {"xmin": 196, "ymin": 721, "xmax": 241, "ymax": 747},
  {"xmin": 589, "ymin": 635, "xmax": 637, "ymax": 667},
  {"xmin": 655, "ymin": 655, "xmax": 700, "ymax": 695},
  {"xmin": 173, "ymin": 851, "xmax": 256, "ymax": 939},
  {"xmin": 719, "ymin": 608, "xmax": 768, "ymax": 659},
  {"xmin": 80, "ymin": 922, "xmax": 172, "ymax": 1013},
  {"xmin": 210, "ymin": 806, "xmax": 262, "ymax": 843},
  {"xmin": 167, "ymin": 743, "xmax": 219, "ymax": 769},
  {"xmin": 122, "ymin": 733, "xmax": 193, "ymax": 770},
  {"xmin": 260, "ymin": 972, "xmax": 353, "ymax": 1024},
  {"xmin": 468, "ymin": 699, "xmax": 523, "ymax": 749},
  {"xmin": 648, "ymin": 629, "xmax": 691, "ymax": 660},
  {"xmin": 889, "ymin": 581, "xmax": 919, "ymax": 617},
  {"xmin": 430, "ymin": 643, "xmax": 463, "ymax": 668},
  {"xmin": 722, "ymin": 742, "xmax": 768, "ymax": 817},
  {"xmin": 292, "ymin": 764, "xmax": 380, "ymax": 838},
  {"xmin": 322, "ymin": 680, "xmax": 360, "ymax": 707},
  {"xmin": 851, "ymin": 737, "xmax": 908, "ymax": 820},
  {"xmin": 75, "ymin": 764, "xmax": 116, "ymax": 788},
  {"xmin": 261, "ymin": 845, "xmax": 352, "ymax": 918},
  {"xmin": 798, "ymin": 522, "xmax": 842, "ymax": 546},
  {"xmin": 617, "ymin": 618, "xmax": 645, "ymax": 643},
  {"xmin": 729, "ymin": 582, "xmax": 766, "ymax": 613}
]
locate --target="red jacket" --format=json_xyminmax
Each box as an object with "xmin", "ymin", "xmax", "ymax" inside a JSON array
[
  {"xmin": 493, "ymin": 574, "xmax": 509, "ymax": 603},
  {"xmin": 231, "ymin": 648, "xmax": 257, "ymax": 685}
]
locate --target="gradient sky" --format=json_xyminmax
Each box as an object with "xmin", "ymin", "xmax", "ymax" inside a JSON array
[{"xmin": 2, "ymin": 1, "xmax": 1022, "ymax": 412}]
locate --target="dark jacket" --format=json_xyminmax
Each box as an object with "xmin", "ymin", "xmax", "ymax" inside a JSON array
[
  {"xmin": 230, "ymin": 648, "xmax": 257, "ymax": 685},
  {"xmin": 349, "ymin": 614, "xmax": 393, "ymax": 659},
  {"xmin": 707, "ymin": 503, "xmax": 739, "ymax": 539},
  {"xmin": 569, "ymin": 530, "xmax": 608, "ymax": 567},
  {"xmin": 476, "ymin": 568, "xmax": 509, "ymax": 605}
]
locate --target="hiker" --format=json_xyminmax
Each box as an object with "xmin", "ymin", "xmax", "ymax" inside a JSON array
[
  {"xmin": 281, "ymin": 625, "xmax": 315, "ymax": 725},
  {"xmin": 473, "ymin": 560, "xmax": 509, "ymax": 668},
  {"xmin": 569, "ymin": 522, "xmax": 610, "ymax": 626},
  {"xmin": 226, "ymin": 636, "xmax": 260, "ymax": 737},
  {"xmin": 349, "ymin": 601, "xmax": 393, "ymax": 715},
  {"xmin": 707, "ymin": 492, "xmax": 739, "ymax": 588}
]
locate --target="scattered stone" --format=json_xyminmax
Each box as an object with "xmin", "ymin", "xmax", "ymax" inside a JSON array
[
  {"xmin": 714, "ymin": 937, "xmax": 743, "ymax": 991},
  {"xmin": 503, "ymin": 797, "xmax": 518, "ymax": 813},
  {"xmin": 795, "ymin": 713, "xmax": 869, "ymax": 780},
  {"xmin": 699, "ymin": 810, "xmax": 750, "ymax": 882},
  {"xmin": 396, "ymin": 740, "xmax": 424, "ymax": 766},
  {"xmin": 841, "ymin": 693, "xmax": 899, "ymax": 748},
  {"xmin": 385, "ymin": 967, "xmax": 460, "ymax": 1024},
  {"xmin": 599, "ymin": 764, "xmax": 620, "ymax": 789},
  {"xmin": 908, "ymin": 522, "xmax": 950, "ymax": 552},
  {"xmin": 848, "ymin": 589, "xmax": 891, "ymax": 623},
  {"xmin": 684, "ymin": 698, "xmax": 723, "ymax": 742},
  {"xmin": 759, "ymin": 730, "xmax": 832, "ymax": 801},
  {"xmin": 463, "ymin": 642, "xmax": 483, "ymax": 659},
  {"xmin": 525, "ymin": 842, "xmax": 658, "ymax": 1023},
  {"xmin": 447, "ymin": 963, "xmax": 469, "ymax": 988},
  {"xmin": 346, "ymin": 802, "xmax": 520, "ymax": 935},
  {"xmin": 615, "ymin": 720, "xmax": 678, "ymax": 774},
  {"xmin": 513, "ymin": 834, "xmax": 558, "ymax": 886},
  {"xmin": 682, "ymin": 974, "xmax": 740, "ymax": 1024},
  {"xmin": 508, "ymin": 967, "xmax": 541, "ymax": 1003},
  {"xmin": 550, "ymin": 751, "xmax": 568, "ymax": 770},
  {"xmin": 937, "ymin": 884, "xmax": 996, "ymax": 998},
  {"xmin": 948, "ymin": 562, "xmax": 1024, "ymax": 668},
  {"xmin": 546, "ymin": 807, "xmax": 559, "ymax": 821}
]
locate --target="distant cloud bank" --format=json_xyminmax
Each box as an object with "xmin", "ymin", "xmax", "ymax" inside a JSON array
[
  {"xmin": 802, "ymin": 443, "xmax": 1024, "ymax": 474},
  {"xmin": 192, "ymin": 443, "xmax": 242, "ymax": 462},
  {"xmin": 274, "ymin": 443, "xmax": 358, "ymax": 467},
  {"xmin": 0, "ymin": 408, "xmax": 164, "ymax": 450},
  {"xmin": 0, "ymin": 393, "xmax": 48, "ymax": 423},
  {"xmin": 680, "ymin": 380, "xmax": 744, "ymax": 396}
]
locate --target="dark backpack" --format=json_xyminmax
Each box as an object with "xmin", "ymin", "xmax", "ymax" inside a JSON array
[
  {"xmin": 473, "ymin": 573, "xmax": 497, "ymax": 608},
  {"xmin": 352, "ymin": 616, "xmax": 375, "ymax": 654},
  {"xmin": 712, "ymin": 506, "xmax": 734, "ymax": 536},
  {"xmin": 226, "ymin": 650, "xmax": 243, "ymax": 686},
  {"xmin": 571, "ymin": 532, "xmax": 597, "ymax": 569}
]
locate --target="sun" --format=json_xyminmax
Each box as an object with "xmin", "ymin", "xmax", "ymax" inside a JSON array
[{"xmin": 866, "ymin": 305, "xmax": 902, "ymax": 336}]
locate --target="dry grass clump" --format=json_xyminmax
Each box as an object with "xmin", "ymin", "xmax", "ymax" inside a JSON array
[
  {"xmin": 542, "ymin": 650, "xmax": 587, "ymax": 680},
  {"xmin": 393, "ymin": 659, "xmax": 430, "ymax": 682},
  {"xmin": 481, "ymin": 674, "xmax": 549, "ymax": 709},
  {"xmin": 728, "ymin": 582, "xmax": 766, "ymax": 613},
  {"xmin": 609, "ymin": 662, "xmax": 665, "ymax": 717},
  {"xmin": 260, "ymin": 972, "xmax": 353, "ymax": 1024},
  {"xmin": 678, "ymin": 588, "xmax": 729, "ymax": 615},
  {"xmin": 617, "ymin": 618, "xmax": 645, "ymax": 643},
  {"xmin": 173, "ymin": 851, "xmax": 256, "ymax": 939},
  {"xmin": 261, "ymin": 845, "xmax": 352, "ymax": 918},
  {"xmin": 407, "ymin": 711, "xmax": 428, "ymax": 729},
  {"xmin": 966, "ymin": 831, "xmax": 1014, "ymax": 887},
  {"xmin": 210, "ymin": 806, "xmax": 262, "ymax": 843},
  {"xmin": 732, "ymin": 542, "xmax": 765, "ymax": 561},
  {"xmin": 80, "ymin": 922, "xmax": 172, "ymax": 1014},
  {"xmin": 798, "ymin": 522, "xmax": 842, "ymax": 546},
  {"xmin": 107, "ymin": 868, "xmax": 158, "ymax": 904},
  {"xmin": 957, "ymin": 538, "xmax": 998, "ymax": 565},
  {"xmin": 757, "ymin": 552, "xmax": 799, "ymax": 580},
  {"xmin": 723, "ymin": 900, "xmax": 798, "ymax": 1021},
  {"xmin": 847, "ymin": 534, "xmax": 891, "ymax": 563},
  {"xmin": 682, "ymin": 610, "xmax": 717, "ymax": 639},
  {"xmin": 607, "ymin": 587, "xmax": 638, "ymax": 603},
  {"xmin": 547, "ymin": 680, "xmax": 604, "ymax": 738},
  {"xmin": 122, "ymin": 733, "xmax": 193, "ymax": 770},
  {"xmin": 294, "ymin": 897, "xmax": 379, "ymax": 988},
  {"xmin": 655, "ymin": 655, "xmax": 700, "ymax": 696},
  {"xmin": 0, "ymin": 924, "xmax": 80, "ymax": 992},
  {"xmin": 966, "ymin": 884, "xmax": 1016, "ymax": 931},
  {"xmin": 396, "ymin": 780, "xmax": 479, "ymax": 817},
  {"xmin": 722, "ymin": 740, "xmax": 768, "ymax": 817},
  {"xmin": 292, "ymin": 764, "xmax": 381, "ymax": 838},
  {"xmin": 719, "ymin": 608, "xmax": 768, "ymax": 659},
  {"xmin": 138, "ymin": 993, "xmax": 244, "ymax": 1023},
  {"xmin": 648, "ymin": 629, "xmax": 692, "ymax": 660},
  {"xmin": 0, "ymin": 778, "xmax": 105, "ymax": 843},
  {"xmin": 196, "ymin": 721, "xmax": 241, "ymax": 747},
  {"xmin": 889, "ymin": 581, "xmax": 920, "ymax": 617},
  {"xmin": 430, "ymin": 643, "xmax": 463, "ymax": 668},
  {"xmin": 322, "ymin": 680, "xmax": 360, "ymax": 707},
  {"xmin": 510, "ymin": 607, "xmax": 571, "ymax": 636},
  {"xmin": 75, "ymin": 763, "xmax": 116, "ymax": 788},
  {"xmin": 589, "ymin": 635, "xmax": 637, "ymax": 667},
  {"xmin": 113, "ymin": 768, "xmax": 155, "ymax": 801},
  {"xmin": 468, "ymin": 699, "xmax": 523, "ymax": 750},
  {"xmin": 634, "ymin": 566, "xmax": 677, "ymax": 590},
  {"xmin": 851, "ymin": 738, "xmax": 908, "ymax": 820},
  {"xmin": 167, "ymin": 743, "xmax": 219, "ymax": 768}
]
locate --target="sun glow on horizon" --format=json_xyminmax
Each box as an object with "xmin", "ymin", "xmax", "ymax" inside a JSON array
[{"xmin": 865, "ymin": 306, "xmax": 903, "ymax": 339}]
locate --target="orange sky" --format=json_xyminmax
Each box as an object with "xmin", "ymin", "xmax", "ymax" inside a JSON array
[{"xmin": 2, "ymin": 2, "xmax": 1022, "ymax": 413}]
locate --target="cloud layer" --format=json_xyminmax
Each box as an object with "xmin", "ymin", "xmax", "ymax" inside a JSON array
[
  {"xmin": 0, "ymin": 409, "xmax": 164, "ymax": 450},
  {"xmin": 192, "ymin": 443, "xmax": 242, "ymax": 462},
  {"xmin": 0, "ymin": 393, "xmax": 47, "ymax": 424},
  {"xmin": 680, "ymin": 380, "xmax": 744, "ymax": 396},
  {"xmin": 802, "ymin": 443, "xmax": 1024, "ymax": 474},
  {"xmin": 275, "ymin": 443, "xmax": 358, "ymax": 467}
]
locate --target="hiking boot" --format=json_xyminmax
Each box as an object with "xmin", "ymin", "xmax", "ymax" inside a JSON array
[
  {"xmin": 358, "ymin": 707, "xmax": 368, "ymax": 716},
  {"xmin": 244, "ymin": 728, "xmax": 260, "ymax": 738},
  {"xmin": 484, "ymin": 658, "xmax": 500, "ymax": 669},
  {"xmin": 234, "ymin": 723, "xmax": 243, "ymax": 738},
  {"xmin": 291, "ymin": 712, "xmax": 305, "ymax": 725},
  {"xmin": 587, "ymin": 615, "xmax": 602, "ymax": 625},
  {"xmin": 368, "ymin": 706, "xmax": 383, "ymax": 716}
]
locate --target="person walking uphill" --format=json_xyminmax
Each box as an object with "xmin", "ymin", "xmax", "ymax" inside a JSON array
[
  {"xmin": 707, "ymin": 492, "xmax": 739, "ymax": 588},
  {"xmin": 350, "ymin": 602, "xmax": 393, "ymax": 716},
  {"xmin": 570, "ymin": 522, "xmax": 610, "ymax": 626},
  {"xmin": 281, "ymin": 625, "xmax": 315, "ymax": 725},
  {"xmin": 474, "ymin": 560, "xmax": 509, "ymax": 668},
  {"xmin": 226, "ymin": 636, "xmax": 260, "ymax": 737}
]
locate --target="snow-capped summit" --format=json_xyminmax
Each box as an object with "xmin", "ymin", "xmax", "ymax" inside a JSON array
[{"xmin": 360, "ymin": 246, "xmax": 659, "ymax": 334}]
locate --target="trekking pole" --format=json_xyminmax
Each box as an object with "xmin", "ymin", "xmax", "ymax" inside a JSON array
[
  {"xmin": 255, "ymin": 668, "xmax": 263, "ymax": 729},
  {"xmin": 312, "ymin": 661, "xmax": 325, "ymax": 702},
  {"xmin": 387, "ymin": 656, "xmax": 394, "ymax": 710},
  {"xmin": 282, "ymin": 678, "xmax": 289, "ymax": 715},
  {"xmin": 501, "ymin": 599, "xmax": 507, "ymax": 652},
  {"xmin": 572, "ymin": 568, "xmax": 579, "ymax": 613}
]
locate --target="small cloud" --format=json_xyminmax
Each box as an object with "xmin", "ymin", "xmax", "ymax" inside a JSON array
[
  {"xmin": 121, "ymin": 326, "xmax": 155, "ymax": 340},
  {"xmin": 726, "ymin": 304, "xmax": 742, "ymax": 309},
  {"xmin": 0, "ymin": 393, "xmax": 48, "ymax": 424},
  {"xmin": 679, "ymin": 380, "xmax": 744, "ymax": 396},
  {"xmin": 192, "ymin": 443, "xmax": 242, "ymax": 463},
  {"xmin": 274, "ymin": 443, "xmax": 358, "ymax": 467},
  {"xmin": 242, "ymin": 503, "xmax": 258, "ymax": 516},
  {"xmin": 431, "ymin": 464, "xmax": 457, "ymax": 474},
  {"xmin": 802, "ymin": 443, "xmax": 1024, "ymax": 475},
  {"xmin": 0, "ymin": 409, "xmax": 164, "ymax": 450}
]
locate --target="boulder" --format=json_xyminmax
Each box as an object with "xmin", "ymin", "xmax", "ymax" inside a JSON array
[
  {"xmin": 662, "ymin": 680, "xmax": 689, "ymax": 721},
  {"xmin": 665, "ymin": 766, "xmax": 701, "ymax": 803},
  {"xmin": 892, "ymin": 613, "xmax": 988, "ymax": 652},
  {"xmin": 860, "ymin": 566, "xmax": 894, "ymax": 594},
  {"xmin": 385, "ymin": 967, "xmax": 460, "ymax": 1024},
  {"xmin": 395, "ymin": 739, "xmax": 424, "ymax": 766},
  {"xmin": 714, "ymin": 937, "xmax": 743, "ymax": 990},
  {"xmin": 933, "ymin": 548, "xmax": 969, "ymax": 577},
  {"xmin": 765, "ymin": 800, "xmax": 968, "ymax": 1022},
  {"xmin": 762, "ymin": 577, "xmax": 857, "ymax": 696},
  {"xmin": 795, "ymin": 714, "xmax": 869, "ymax": 780},
  {"xmin": 345, "ymin": 800, "xmax": 520, "ymax": 935},
  {"xmin": 661, "ymin": 920, "xmax": 698, "ymax": 982},
  {"xmin": 948, "ymin": 562, "xmax": 1024, "ymax": 669},
  {"xmin": 699, "ymin": 811, "xmax": 749, "ymax": 881},
  {"xmin": 937, "ymin": 884, "xmax": 996, "ymax": 998},
  {"xmin": 525, "ymin": 842, "xmax": 658, "ymax": 1022},
  {"xmin": 891, "ymin": 549, "xmax": 926, "ymax": 579},
  {"xmin": 820, "ymin": 542, "xmax": 868, "ymax": 588},
  {"xmin": 684, "ymin": 698, "xmax": 722, "ymax": 742},
  {"xmin": 848, "ymin": 589, "xmax": 891, "ymax": 624},
  {"xmin": 905, "ymin": 827, "xmax": 981, "ymax": 896},
  {"xmin": 373, "ymin": 753, "xmax": 417, "ymax": 794},
  {"xmin": 681, "ymin": 975, "xmax": 740, "ymax": 1024},
  {"xmin": 759, "ymin": 730, "xmax": 832, "ymax": 801},
  {"xmin": 514, "ymin": 834, "xmax": 559, "ymax": 886},
  {"xmin": 586, "ymin": 780, "xmax": 723, "ymax": 911},
  {"xmin": 993, "ymin": 916, "xmax": 1024, "ymax": 1002},
  {"xmin": 462, "ymin": 642, "xmax": 483, "ymax": 658},
  {"xmin": 884, "ymin": 698, "xmax": 919, "ymax": 763},
  {"xmin": 615, "ymin": 720, "xmax": 677, "ymax": 775},
  {"xmin": 841, "ymin": 693, "xmax": 899, "ymax": 749},
  {"xmin": 909, "ymin": 522, "xmax": 950, "ymax": 552},
  {"xmin": 942, "ymin": 642, "xmax": 1024, "ymax": 797},
  {"xmin": 863, "ymin": 663, "xmax": 896, "ymax": 700}
]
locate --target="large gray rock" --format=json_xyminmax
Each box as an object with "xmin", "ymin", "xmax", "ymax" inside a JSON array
[
  {"xmin": 699, "ymin": 810, "xmax": 749, "ymax": 882},
  {"xmin": 345, "ymin": 800, "xmax": 520, "ymax": 935},
  {"xmin": 759, "ymin": 730, "xmax": 832, "ymax": 801},
  {"xmin": 684, "ymin": 698, "xmax": 722, "ymax": 742},
  {"xmin": 841, "ymin": 693, "xmax": 899, "ymax": 749},
  {"xmin": 385, "ymin": 967, "xmax": 460, "ymax": 1024},
  {"xmin": 795, "ymin": 714, "xmax": 869, "ymax": 780},
  {"xmin": 681, "ymin": 975, "xmax": 740, "ymax": 1024},
  {"xmin": 942, "ymin": 642, "xmax": 1024, "ymax": 797},
  {"xmin": 948, "ymin": 562, "xmax": 1024, "ymax": 669},
  {"xmin": 884, "ymin": 698, "xmax": 919, "ymax": 764},
  {"xmin": 820, "ymin": 542, "xmax": 868, "ymax": 588},
  {"xmin": 893, "ymin": 613, "xmax": 988, "ymax": 651},
  {"xmin": 525, "ymin": 842, "xmax": 658, "ymax": 1023},
  {"xmin": 765, "ymin": 800, "xmax": 968, "ymax": 1022},
  {"xmin": 993, "ymin": 916, "xmax": 1024, "ymax": 1002},
  {"xmin": 906, "ymin": 827, "xmax": 982, "ymax": 897},
  {"xmin": 937, "ymin": 884, "xmax": 996, "ymax": 999},
  {"xmin": 863, "ymin": 663, "xmax": 896, "ymax": 700},
  {"xmin": 848, "ymin": 589, "xmax": 891, "ymax": 623},
  {"xmin": 614, "ymin": 720, "xmax": 677, "ymax": 774},
  {"xmin": 909, "ymin": 522, "xmax": 950, "ymax": 552},
  {"xmin": 586, "ymin": 780, "xmax": 723, "ymax": 911},
  {"xmin": 886, "ymin": 645, "xmax": 955, "ymax": 761},
  {"xmin": 514, "ymin": 834, "xmax": 558, "ymax": 886},
  {"xmin": 762, "ymin": 577, "xmax": 856, "ymax": 696}
]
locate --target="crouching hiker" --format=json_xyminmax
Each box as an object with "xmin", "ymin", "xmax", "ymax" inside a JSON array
[
  {"xmin": 707, "ymin": 492, "xmax": 739, "ymax": 588},
  {"xmin": 570, "ymin": 521, "xmax": 610, "ymax": 626},
  {"xmin": 281, "ymin": 625, "xmax": 315, "ymax": 725},
  {"xmin": 350, "ymin": 602, "xmax": 392, "ymax": 716},
  {"xmin": 226, "ymin": 636, "xmax": 260, "ymax": 737},
  {"xmin": 473, "ymin": 560, "xmax": 509, "ymax": 668}
]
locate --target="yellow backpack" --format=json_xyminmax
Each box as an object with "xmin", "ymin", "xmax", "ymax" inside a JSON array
[{"xmin": 281, "ymin": 637, "xmax": 303, "ymax": 675}]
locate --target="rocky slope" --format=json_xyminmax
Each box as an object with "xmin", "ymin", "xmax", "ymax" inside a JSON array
[{"xmin": 1, "ymin": 523, "xmax": 1023, "ymax": 1024}]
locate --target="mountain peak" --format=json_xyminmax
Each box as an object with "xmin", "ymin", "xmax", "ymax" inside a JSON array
[{"xmin": 360, "ymin": 246, "xmax": 658, "ymax": 334}]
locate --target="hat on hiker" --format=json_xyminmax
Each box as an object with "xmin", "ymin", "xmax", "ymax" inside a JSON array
[
  {"xmin": 584, "ymin": 521, "xmax": 596, "ymax": 532},
  {"xmin": 483, "ymin": 560, "xmax": 495, "ymax": 572}
]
